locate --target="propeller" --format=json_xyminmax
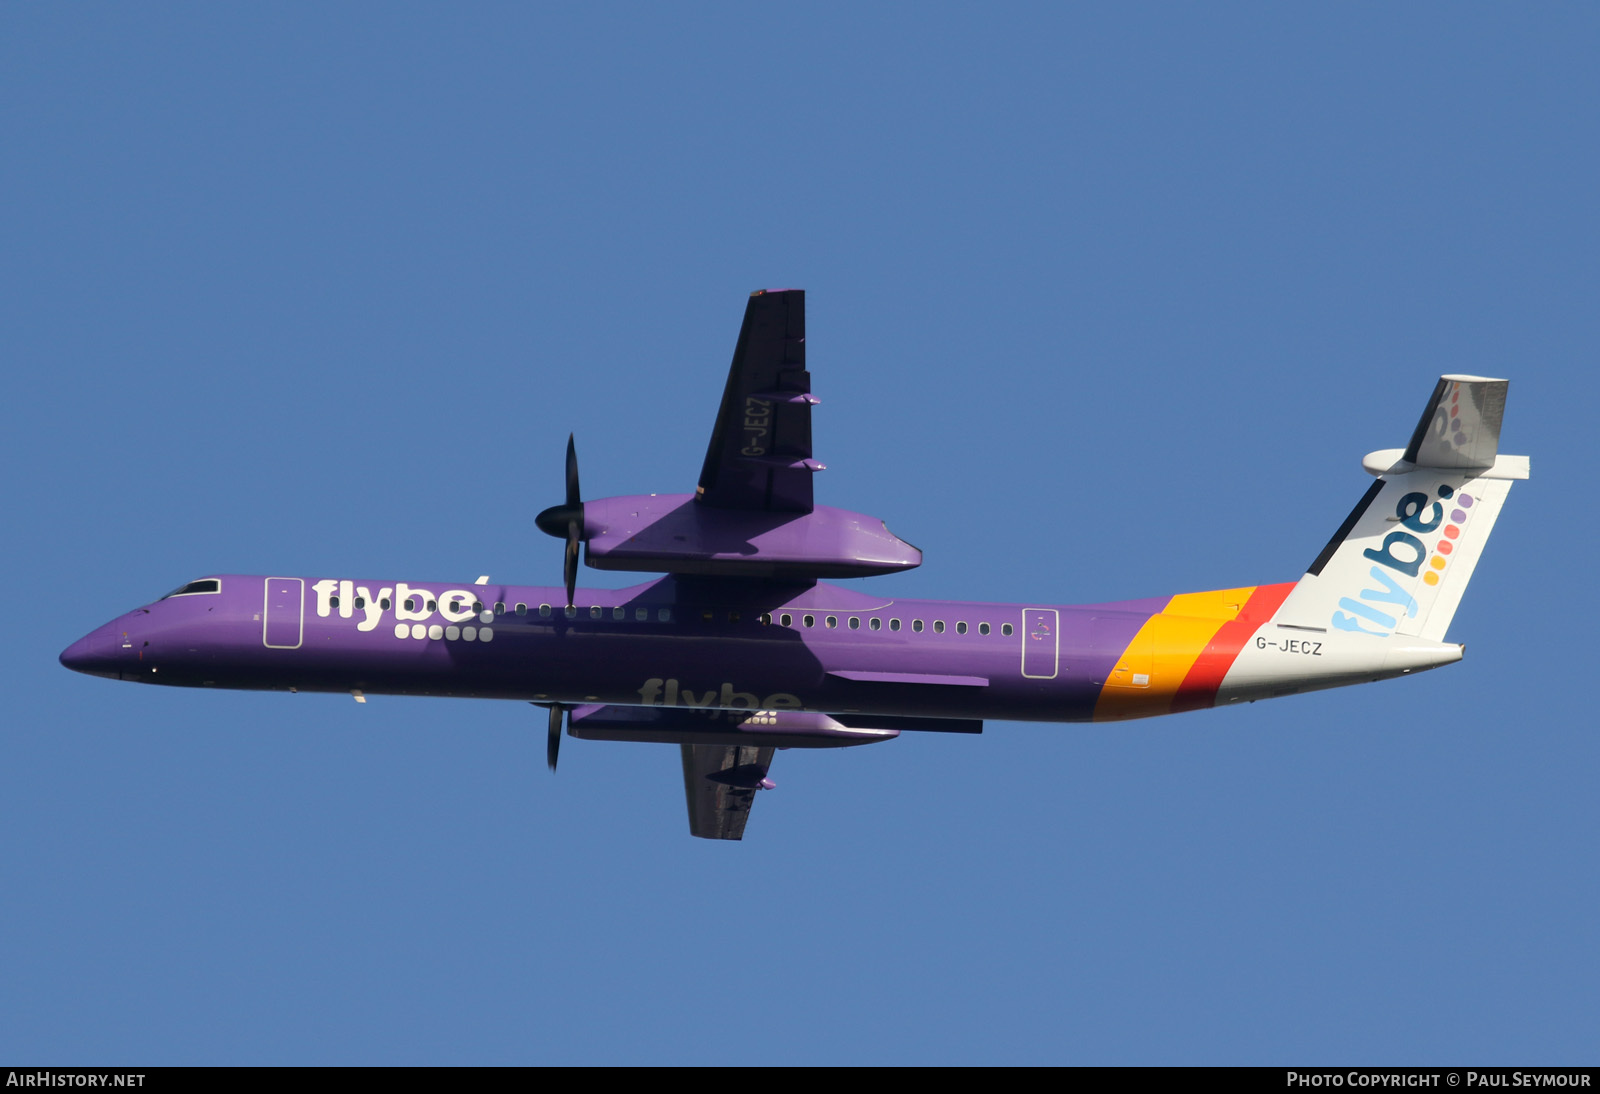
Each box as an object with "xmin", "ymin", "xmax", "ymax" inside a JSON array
[
  {"xmin": 534, "ymin": 434, "xmax": 585, "ymax": 609},
  {"xmin": 546, "ymin": 703, "xmax": 565, "ymax": 772}
]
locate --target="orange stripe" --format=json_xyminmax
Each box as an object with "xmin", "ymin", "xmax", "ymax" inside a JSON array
[
  {"xmin": 1169, "ymin": 582, "xmax": 1295, "ymax": 713},
  {"xmin": 1092, "ymin": 589, "xmax": 1251, "ymax": 721}
]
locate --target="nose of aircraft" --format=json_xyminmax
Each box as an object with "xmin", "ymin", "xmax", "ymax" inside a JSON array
[{"xmin": 59, "ymin": 622, "xmax": 128, "ymax": 679}]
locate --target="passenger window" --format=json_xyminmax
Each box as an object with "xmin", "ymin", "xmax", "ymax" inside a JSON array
[
  {"xmin": 934, "ymin": 620, "xmax": 945, "ymax": 634},
  {"xmin": 804, "ymin": 614, "xmax": 815, "ymax": 628},
  {"xmin": 825, "ymin": 616, "xmax": 838, "ymax": 629},
  {"xmin": 426, "ymin": 600, "xmax": 437, "ymax": 612},
  {"xmin": 760, "ymin": 613, "xmax": 772, "ymax": 625},
  {"xmin": 473, "ymin": 601, "xmax": 484, "ymax": 613},
  {"xmin": 330, "ymin": 596, "xmax": 340, "ymax": 610},
  {"xmin": 658, "ymin": 608, "xmax": 672, "ymax": 622},
  {"xmin": 636, "ymin": 607, "xmax": 649, "ymax": 621},
  {"xmin": 539, "ymin": 604, "xmax": 551, "ymax": 617},
  {"xmin": 848, "ymin": 617, "xmax": 860, "ymax": 630},
  {"xmin": 588, "ymin": 606, "xmax": 600, "ymax": 620},
  {"xmin": 495, "ymin": 602, "xmax": 505, "ymax": 615},
  {"xmin": 515, "ymin": 603, "xmax": 527, "ymax": 616},
  {"xmin": 613, "ymin": 607, "xmax": 625, "ymax": 620},
  {"xmin": 1002, "ymin": 623, "xmax": 1013, "ymax": 636},
  {"xmin": 702, "ymin": 609, "xmax": 715, "ymax": 623},
  {"xmin": 565, "ymin": 606, "xmax": 577, "ymax": 619},
  {"xmin": 979, "ymin": 622, "xmax": 990, "ymax": 636},
  {"xmin": 405, "ymin": 599, "xmax": 418, "ymax": 612},
  {"xmin": 869, "ymin": 618, "xmax": 881, "ymax": 631},
  {"xmin": 781, "ymin": 613, "xmax": 793, "ymax": 627},
  {"xmin": 355, "ymin": 598, "xmax": 365, "ymax": 610},
  {"xmin": 890, "ymin": 618, "xmax": 901, "ymax": 632},
  {"xmin": 381, "ymin": 598, "xmax": 391, "ymax": 610},
  {"xmin": 956, "ymin": 622, "xmax": 967, "ymax": 635},
  {"xmin": 912, "ymin": 620, "xmax": 924, "ymax": 633}
]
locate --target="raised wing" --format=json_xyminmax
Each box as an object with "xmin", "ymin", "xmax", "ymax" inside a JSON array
[
  {"xmin": 695, "ymin": 289, "xmax": 819, "ymax": 513},
  {"xmin": 575, "ymin": 288, "xmax": 920, "ymax": 579},
  {"xmin": 680, "ymin": 744, "xmax": 775, "ymax": 841}
]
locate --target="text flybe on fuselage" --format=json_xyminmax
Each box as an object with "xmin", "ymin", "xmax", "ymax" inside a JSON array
[
  {"xmin": 307, "ymin": 579, "xmax": 500, "ymax": 640},
  {"xmin": 59, "ymin": 291, "xmax": 1527, "ymax": 840}
]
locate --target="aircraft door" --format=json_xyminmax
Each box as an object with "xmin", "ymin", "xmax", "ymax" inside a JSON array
[
  {"xmin": 262, "ymin": 577, "xmax": 304, "ymax": 649},
  {"xmin": 1021, "ymin": 608, "xmax": 1059, "ymax": 679}
]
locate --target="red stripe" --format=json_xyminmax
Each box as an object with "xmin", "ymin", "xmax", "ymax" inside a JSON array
[{"xmin": 1170, "ymin": 582, "xmax": 1296, "ymax": 713}]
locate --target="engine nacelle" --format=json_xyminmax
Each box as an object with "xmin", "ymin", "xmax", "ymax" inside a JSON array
[
  {"xmin": 579, "ymin": 494, "xmax": 921, "ymax": 579},
  {"xmin": 566, "ymin": 704, "xmax": 940, "ymax": 749}
]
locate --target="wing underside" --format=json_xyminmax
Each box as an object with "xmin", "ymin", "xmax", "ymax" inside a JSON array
[
  {"xmin": 695, "ymin": 289, "xmax": 816, "ymax": 513},
  {"xmin": 680, "ymin": 744, "xmax": 776, "ymax": 841}
]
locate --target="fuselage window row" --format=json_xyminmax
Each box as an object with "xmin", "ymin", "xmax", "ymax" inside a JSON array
[
  {"xmin": 760, "ymin": 613, "xmax": 1019, "ymax": 636},
  {"xmin": 353, "ymin": 602, "xmax": 1015, "ymax": 635}
]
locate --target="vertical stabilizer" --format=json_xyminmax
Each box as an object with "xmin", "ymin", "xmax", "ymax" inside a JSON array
[{"xmin": 1274, "ymin": 377, "xmax": 1527, "ymax": 643}]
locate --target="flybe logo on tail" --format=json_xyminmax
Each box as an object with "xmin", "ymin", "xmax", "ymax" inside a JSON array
[{"xmin": 1333, "ymin": 484, "xmax": 1476, "ymax": 637}]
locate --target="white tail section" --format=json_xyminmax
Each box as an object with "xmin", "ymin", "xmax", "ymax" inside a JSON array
[{"xmin": 1275, "ymin": 377, "xmax": 1526, "ymax": 643}]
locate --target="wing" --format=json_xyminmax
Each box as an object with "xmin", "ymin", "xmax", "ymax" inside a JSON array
[
  {"xmin": 680, "ymin": 743, "xmax": 776, "ymax": 841},
  {"xmin": 695, "ymin": 289, "xmax": 819, "ymax": 513}
]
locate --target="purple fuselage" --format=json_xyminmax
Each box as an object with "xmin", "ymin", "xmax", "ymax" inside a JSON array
[{"xmin": 60, "ymin": 573, "xmax": 1169, "ymax": 724}]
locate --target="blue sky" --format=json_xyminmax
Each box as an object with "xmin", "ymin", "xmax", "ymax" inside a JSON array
[{"xmin": 3, "ymin": 5, "xmax": 1596, "ymax": 1064}]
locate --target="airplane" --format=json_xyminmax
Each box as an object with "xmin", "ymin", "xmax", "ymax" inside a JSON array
[{"xmin": 60, "ymin": 289, "xmax": 1529, "ymax": 839}]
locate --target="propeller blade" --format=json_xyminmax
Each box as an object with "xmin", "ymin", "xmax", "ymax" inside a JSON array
[
  {"xmin": 536, "ymin": 434, "xmax": 587, "ymax": 608},
  {"xmin": 564, "ymin": 525, "xmax": 579, "ymax": 610},
  {"xmin": 564, "ymin": 433, "xmax": 580, "ymax": 508},
  {"xmin": 547, "ymin": 703, "xmax": 563, "ymax": 772}
]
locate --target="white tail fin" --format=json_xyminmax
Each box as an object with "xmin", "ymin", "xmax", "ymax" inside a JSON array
[{"xmin": 1275, "ymin": 377, "xmax": 1527, "ymax": 642}]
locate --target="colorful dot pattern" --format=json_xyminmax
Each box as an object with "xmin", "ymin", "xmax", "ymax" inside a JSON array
[
  {"xmin": 1423, "ymin": 484, "xmax": 1472, "ymax": 587},
  {"xmin": 1448, "ymin": 382, "xmax": 1470, "ymax": 448}
]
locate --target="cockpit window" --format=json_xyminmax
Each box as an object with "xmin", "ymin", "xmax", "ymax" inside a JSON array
[{"xmin": 161, "ymin": 578, "xmax": 222, "ymax": 599}]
